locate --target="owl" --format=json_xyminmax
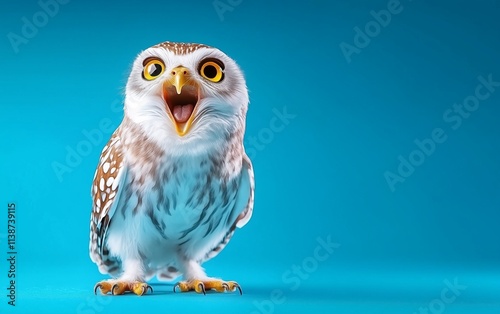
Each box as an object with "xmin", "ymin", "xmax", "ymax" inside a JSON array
[{"xmin": 89, "ymin": 41, "xmax": 254, "ymax": 296}]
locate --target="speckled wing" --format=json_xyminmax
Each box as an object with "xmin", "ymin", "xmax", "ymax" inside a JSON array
[
  {"xmin": 89, "ymin": 130, "xmax": 127, "ymax": 273},
  {"xmin": 201, "ymin": 154, "xmax": 254, "ymax": 262}
]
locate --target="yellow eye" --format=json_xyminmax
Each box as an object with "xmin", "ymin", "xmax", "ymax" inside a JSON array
[
  {"xmin": 142, "ymin": 58, "xmax": 165, "ymax": 80},
  {"xmin": 199, "ymin": 58, "xmax": 224, "ymax": 82}
]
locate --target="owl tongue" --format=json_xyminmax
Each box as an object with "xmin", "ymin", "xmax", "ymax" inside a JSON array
[{"xmin": 172, "ymin": 104, "xmax": 194, "ymax": 123}]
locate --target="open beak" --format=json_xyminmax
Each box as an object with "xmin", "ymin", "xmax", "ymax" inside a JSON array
[{"xmin": 162, "ymin": 66, "xmax": 200, "ymax": 136}]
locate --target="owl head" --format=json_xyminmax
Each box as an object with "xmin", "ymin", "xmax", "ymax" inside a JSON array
[{"xmin": 124, "ymin": 41, "xmax": 249, "ymax": 153}]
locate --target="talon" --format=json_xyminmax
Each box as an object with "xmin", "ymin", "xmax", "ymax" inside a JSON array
[
  {"xmin": 222, "ymin": 283, "xmax": 229, "ymax": 291},
  {"xmin": 198, "ymin": 282, "xmax": 206, "ymax": 295},
  {"xmin": 94, "ymin": 283, "xmax": 102, "ymax": 295},
  {"xmin": 173, "ymin": 284, "xmax": 180, "ymax": 293},
  {"xmin": 111, "ymin": 284, "xmax": 119, "ymax": 295},
  {"xmin": 147, "ymin": 285, "xmax": 153, "ymax": 294},
  {"xmin": 235, "ymin": 284, "xmax": 242, "ymax": 295}
]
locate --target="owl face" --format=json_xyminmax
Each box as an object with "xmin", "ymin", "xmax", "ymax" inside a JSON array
[{"xmin": 124, "ymin": 42, "xmax": 248, "ymax": 152}]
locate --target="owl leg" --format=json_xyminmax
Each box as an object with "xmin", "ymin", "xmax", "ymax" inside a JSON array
[
  {"xmin": 94, "ymin": 259, "xmax": 153, "ymax": 296},
  {"xmin": 173, "ymin": 259, "xmax": 242, "ymax": 295}
]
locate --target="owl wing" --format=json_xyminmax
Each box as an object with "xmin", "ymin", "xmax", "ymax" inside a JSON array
[
  {"xmin": 89, "ymin": 130, "xmax": 127, "ymax": 273},
  {"xmin": 201, "ymin": 154, "xmax": 254, "ymax": 262},
  {"xmin": 234, "ymin": 154, "xmax": 255, "ymax": 228}
]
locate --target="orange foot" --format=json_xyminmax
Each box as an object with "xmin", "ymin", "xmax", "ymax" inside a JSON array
[
  {"xmin": 94, "ymin": 280, "xmax": 153, "ymax": 296},
  {"xmin": 174, "ymin": 279, "xmax": 242, "ymax": 295}
]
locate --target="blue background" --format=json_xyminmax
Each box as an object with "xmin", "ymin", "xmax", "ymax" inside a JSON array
[{"xmin": 1, "ymin": 0, "xmax": 499, "ymax": 313}]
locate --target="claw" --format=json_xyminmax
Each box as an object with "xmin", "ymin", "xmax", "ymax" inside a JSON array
[
  {"xmin": 173, "ymin": 284, "xmax": 180, "ymax": 293},
  {"xmin": 222, "ymin": 283, "xmax": 229, "ymax": 291},
  {"xmin": 94, "ymin": 283, "xmax": 102, "ymax": 295},
  {"xmin": 234, "ymin": 284, "xmax": 242, "ymax": 295},
  {"xmin": 111, "ymin": 284, "xmax": 119, "ymax": 295},
  {"xmin": 198, "ymin": 282, "xmax": 206, "ymax": 295},
  {"xmin": 138, "ymin": 285, "xmax": 153, "ymax": 296}
]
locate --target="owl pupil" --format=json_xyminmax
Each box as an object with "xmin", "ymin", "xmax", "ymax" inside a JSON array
[
  {"xmin": 149, "ymin": 64, "xmax": 162, "ymax": 76},
  {"xmin": 203, "ymin": 65, "xmax": 217, "ymax": 79}
]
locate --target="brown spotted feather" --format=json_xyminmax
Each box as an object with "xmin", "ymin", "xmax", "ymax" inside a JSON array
[
  {"xmin": 153, "ymin": 41, "xmax": 209, "ymax": 55},
  {"xmin": 89, "ymin": 130, "xmax": 124, "ymax": 274}
]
